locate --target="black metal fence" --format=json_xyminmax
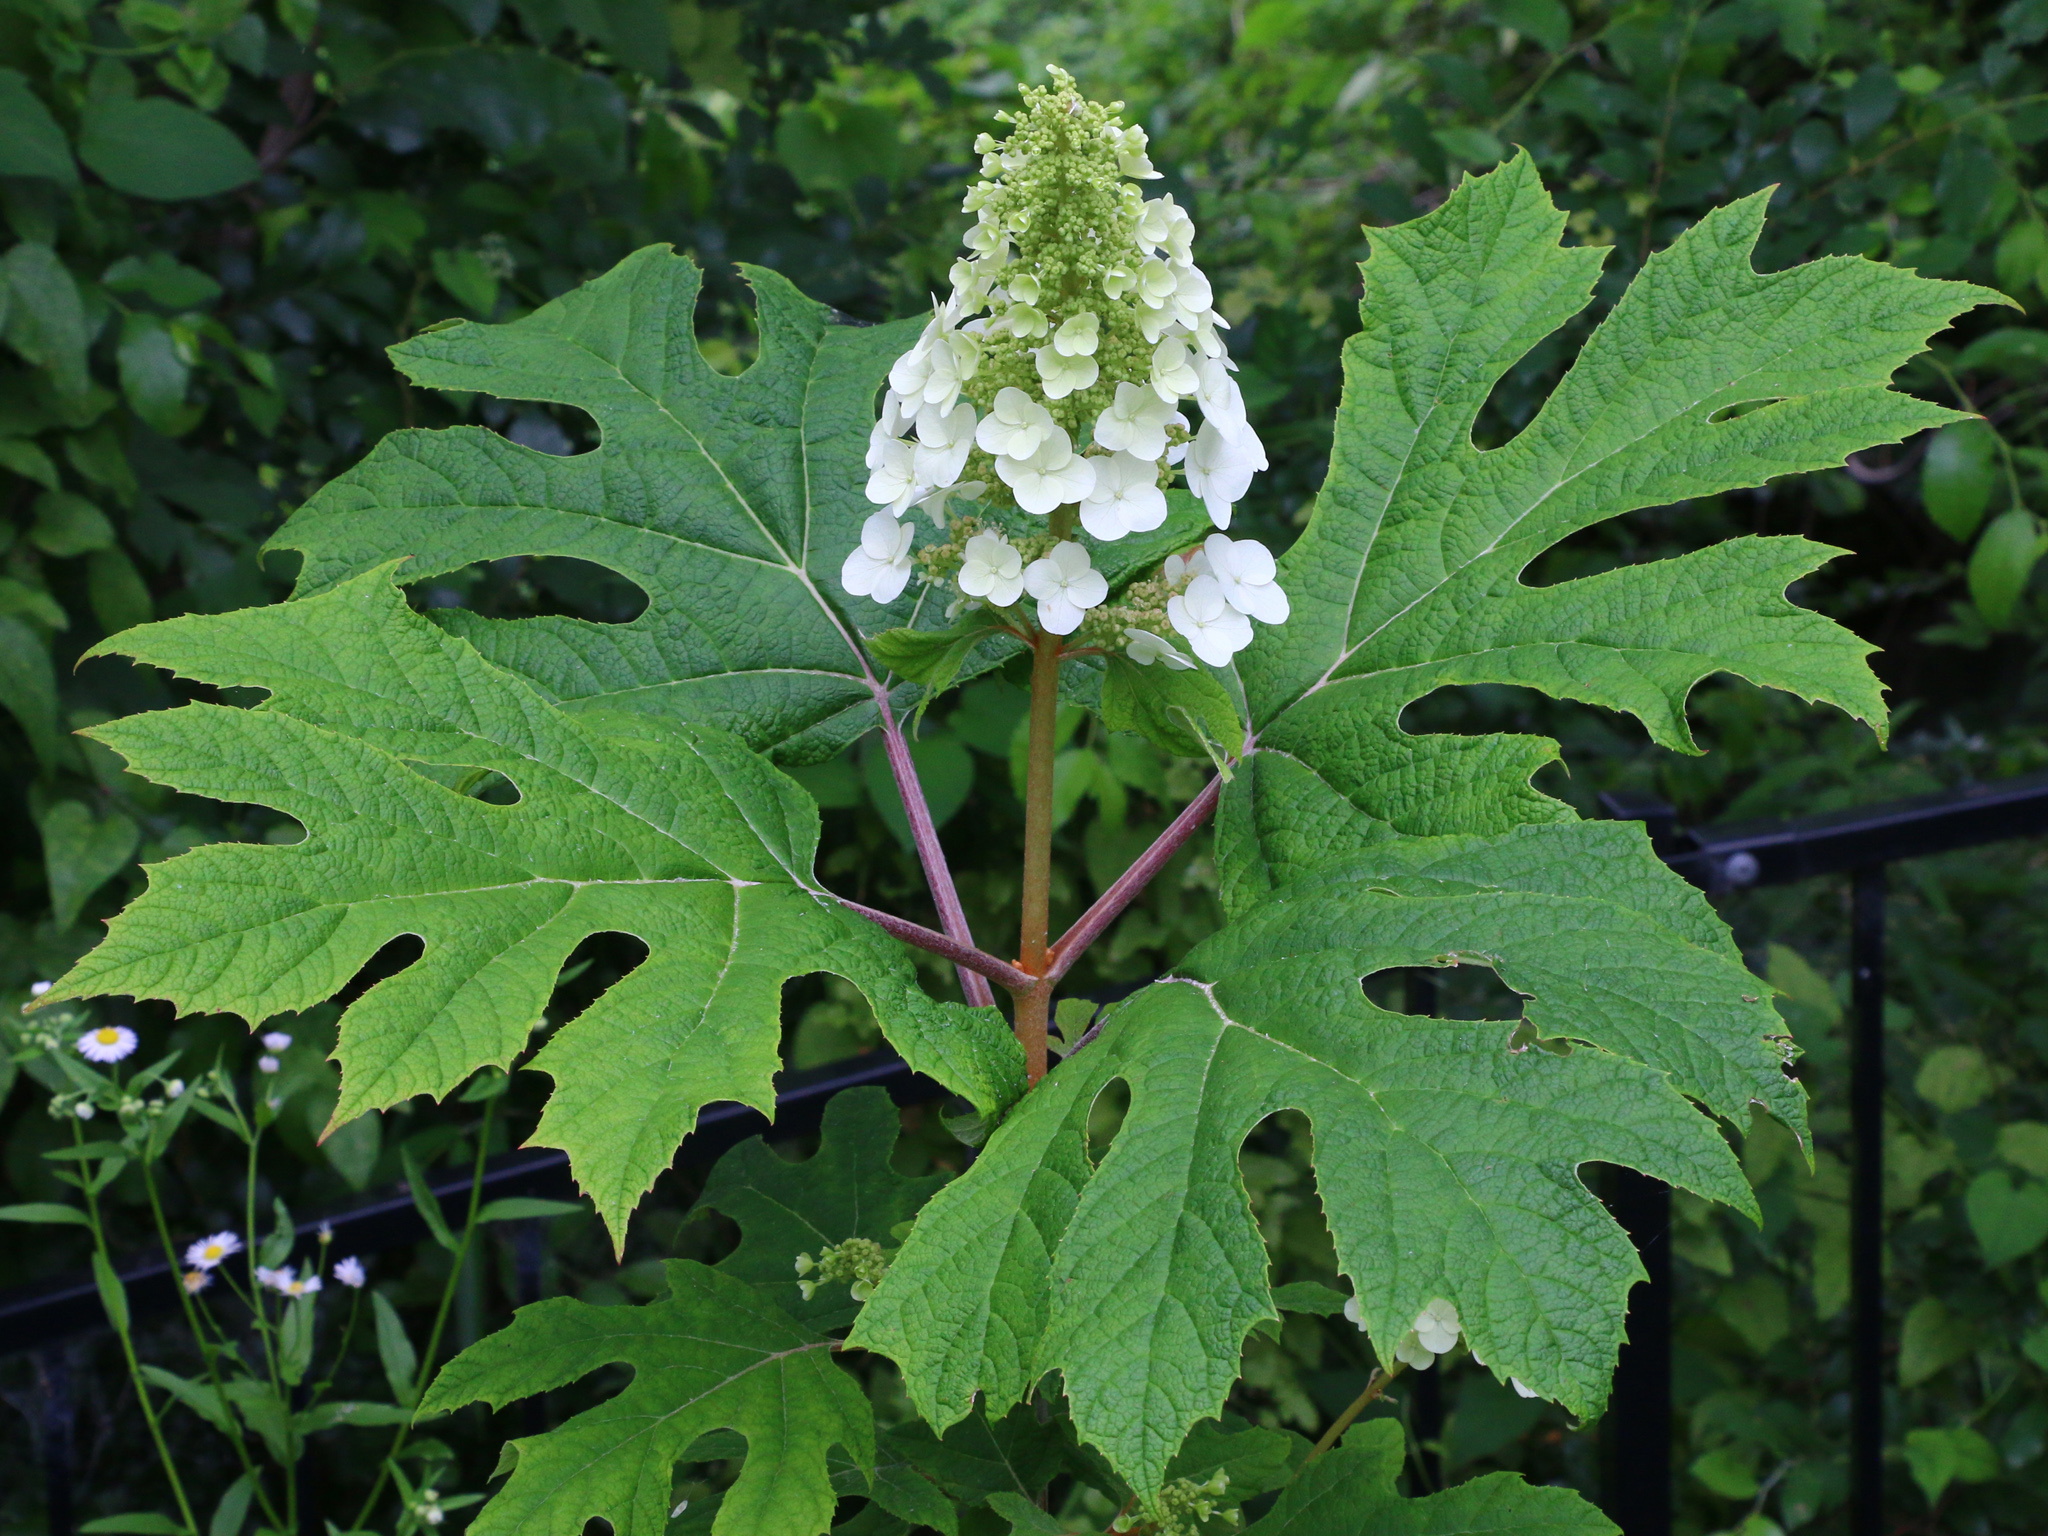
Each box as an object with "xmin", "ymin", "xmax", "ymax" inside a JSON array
[{"xmin": 6, "ymin": 771, "xmax": 2047, "ymax": 1535}]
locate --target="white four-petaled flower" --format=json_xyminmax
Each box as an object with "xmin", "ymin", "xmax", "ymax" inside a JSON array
[
  {"xmin": 1201, "ymin": 534, "xmax": 1289, "ymax": 625},
  {"xmin": 1184, "ymin": 416, "xmax": 1268, "ymax": 528},
  {"xmin": 958, "ymin": 531, "xmax": 1025, "ymax": 607},
  {"xmin": 1092, "ymin": 382, "xmax": 1178, "ymax": 461},
  {"xmin": 841, "ymin": 512, "xmax": 917, "ymax": 604},
  {"xmin": 1023, "ymin": 542, "xmax": 1108, "ymax": 635},
  {"xmin": 1167, "ymin": 575, "xmax": 1253, "ymax": 666},
  {"xmin": 1124, "ymin": 628, "xmax": 1194, "ymax": 669},
  {"xmin": 998, "ymin": 434, "xmax": 1096, "ymax": 516},
  {"xmin": 1079, "ymin": 452, "xmax": 1170, "ymax": 540}
]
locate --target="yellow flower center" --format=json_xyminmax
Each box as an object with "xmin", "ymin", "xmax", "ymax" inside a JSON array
[{"xmin": 94, "ymin": 1028, "xmax": 121, "ymax": 1045}]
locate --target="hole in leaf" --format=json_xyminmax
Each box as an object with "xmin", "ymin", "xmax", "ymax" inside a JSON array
[
  {"xmin": 1359, "ymin": 963, "xmax": 1529, "ymax": 1024},
  {"xmin": 477, "ymin": 397, "xmax": 597, "ymax": 456},
  {"xmin": 395, "ymin": 762, "xmax": 524, "ymax": 805},
  {"xmin": 335, "ymin": 933, "xmax": 424, "ymax": 1013},
  {"xmin": 537, "ymin": 931, "xmax": 651, "ymax": 1043},
  {"xmin": 404, "ymin": 555, "xmax": 650, "ymax": 625},
  {"xmin": 1470, "ymin": 318, "xmax": 1592, "ymax": 451},
  {"xmin": 1707, "ymin": 397, "xmax": 1787, "ymax": 424},
  {"xmin": 1086, "ymin": 1076, "xmax": 1131, "ymax": 1168}
]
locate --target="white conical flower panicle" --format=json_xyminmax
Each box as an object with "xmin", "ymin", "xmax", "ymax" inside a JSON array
[{"xmin": 843, "ymin": 66, "xmax": 1284, "ymax": 665}]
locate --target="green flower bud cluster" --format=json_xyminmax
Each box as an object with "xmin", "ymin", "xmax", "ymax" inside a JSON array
[
  {"xmin": 1110, "ymin": 1471, "xmax": 1237, "ymax": 1534},
  {"xmin": 794, "ymin": 1237, "xmax": 891, "ymax": 1303}
]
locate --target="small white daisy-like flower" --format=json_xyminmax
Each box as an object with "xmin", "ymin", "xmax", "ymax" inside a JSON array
[
  {"xmin": 840, "ymin": 511, "xmax": 917, "ymax": 604},
  {"xmin": 317, "ymin": 1220, "xmax": 333, "ymax": 1244},
  {"xmin": 256, "ymin": 1054, "xmax": 281, "ymax": 1075},
  {"xmin": 333, "ymin": 1256, "xmax": 366, "ymax": 1289},
  {"xmin": 254, "ymin": 1265, "xmax": 287, "ymax": 1292},
  {"xmin": 261, "ymin": 1031, "xmax": 292, "ymax": 1052},
  {"xmin": 282, "ymin": 1273, "xmax": 323, "ymax": 1298},
  {"xmin": 30, "ymin": 980, "xmax": 53, "ymax": 997},
  {"xmin": 1022, "ymin": 542, "xmax": 1108, "ymax": 636},
  {"xmin": 958, "ymin": 531, "xmax": 1026, "ymax": 607},
  {"xmin": 76, "ymin": 1026, "xmax": 138, "ymax": 1064},
  {"xmin": 73, "ymin": 1101, "xmax": 96, "ymax": 1121},
  {"xmin": 182, "ymin": 1269, "xmax": 212, "ymax": 1295},
  {"xmin": 186, "ymin": 1231, "xmax": 243, "ymax": 1270}
]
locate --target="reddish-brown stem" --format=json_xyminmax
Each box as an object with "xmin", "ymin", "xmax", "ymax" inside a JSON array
[
  {"xmin": 837, "ymin": 897, "xmax": 1038, "ymax": 993},
  {"xmin": 1014, "ymin": 628, "xmax": 1065, "ymax": 1083},
  {"xmin": 1046, "ymin": 772, "xmax": 1224, "ymax": 982},
  {"xmin": 876, "ymin": 691, "xmax": 996, "ymax": 1009}
]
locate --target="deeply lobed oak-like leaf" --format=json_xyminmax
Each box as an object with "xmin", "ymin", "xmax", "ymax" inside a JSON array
[
  {"xmin": 1223, "ymin": 152, "xmax": 1994, "ymax": 908},
  {"xmin": 41, "ymin": 570, "xmax": 1021, "ymax": 1240},
  {"xmin": 422, "ymin": 1261, "xmax": 871, "ymax": 1536},
  {"xmin": 851, "ymin": 826, "xmax": 1761, "ymax": 1501}
]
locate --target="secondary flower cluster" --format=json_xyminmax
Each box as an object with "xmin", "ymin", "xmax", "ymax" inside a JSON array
[
  {"xmin": 841, "ymin": 66, "xmax": 1286, "ymax": 669},
  {"xmin": 1344, "ymin": 1292, "xmax": 1543, "ymax": 1399}
]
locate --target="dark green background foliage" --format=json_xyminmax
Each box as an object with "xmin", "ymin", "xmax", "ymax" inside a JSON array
[{"xmin": 1, "ymin": 0, "xmax": 2046, "ymax": 1531}]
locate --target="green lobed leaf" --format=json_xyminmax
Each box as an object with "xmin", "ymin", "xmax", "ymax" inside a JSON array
[
  {"xmin": 851, "ymin": 822, "xmax": 1760, "ymax": 1503},
  {"xmin": 1099, "ymin": 655, "xmax": 1245, "ymax": 762},
  {"xmin": 1244, "ymin": 1421, "xmax": 1615, "ymax": 1535},
  {"xmin": 1223, "ymin": 152, "xmax": 1997, "ymax": 911},
  {"xmin": 267, "ymin": 248, "xmax": 934, "ymax": 764},
  {"xmin": 422, "ymin": 1260, "xmax": 873, "ymax": 1536},
  {"xmin": 38, "ymin": 567, "xmax": 1021, "ymax": 1241},
  {"xmin": 691, "ymin": 1085, "xmax": 946, "ymax": 1330}
]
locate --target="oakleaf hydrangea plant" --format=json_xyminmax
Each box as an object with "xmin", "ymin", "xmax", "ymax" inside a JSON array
[{"xmin": 30, "ymin": 66, "xmax": 1995, "ymax": 1536}]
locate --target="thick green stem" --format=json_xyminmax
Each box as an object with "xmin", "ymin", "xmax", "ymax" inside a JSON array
[{"xmin": 1015, "ymin": 625, "xmax": 1064, "ymax": 1083}]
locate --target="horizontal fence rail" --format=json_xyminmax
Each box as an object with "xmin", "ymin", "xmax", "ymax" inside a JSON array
[{"xmin": 7, "ymin": 770, "xmax": 2048, "ymax": 1536}]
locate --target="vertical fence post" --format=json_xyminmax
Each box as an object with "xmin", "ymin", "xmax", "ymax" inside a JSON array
[
  {"xmin": 37, "ymin": 1344, "xmax": 73, "ymax": 1536},
  {"xmin": 1597, "ymin": 791, "xmax": 1675, "ymax": 1536},
  {"xmin": 1849, "ymin": 866, "xmax": 1887, "ymax": 1536},
  {"xmin": 1404, "ymin": 970, "xmax": 1443, "ymax": 1491},
  {"xmin": 1606, "ymin": 1169, "xmax": 1673, "ymax": 1536},
  {"xmin": 514, "ymin": 1219, "xmax": 549, "ymax": 1438}
]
